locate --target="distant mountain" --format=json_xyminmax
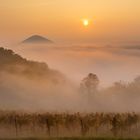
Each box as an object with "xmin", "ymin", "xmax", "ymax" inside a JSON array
[{"xmin": 21, "ymin": 35, "xmax": 53, "ymax": 44}]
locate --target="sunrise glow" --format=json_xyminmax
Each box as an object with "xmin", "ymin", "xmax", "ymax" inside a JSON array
[{"xmin": 82, "ymin": 19, "xmax": 89, "ymax": 26}]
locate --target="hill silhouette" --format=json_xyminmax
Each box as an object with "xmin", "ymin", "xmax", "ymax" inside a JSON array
[
  {"xmin": 0, "ymin": 47, "xmax": 64, "ymax": 83},
  {"xmin": 21, "ymin": 35, "xmax": 53, "ymax": 44},
  {"xmin": 0, "ymin": 47, "xmax": 72, "ymax": 110}
]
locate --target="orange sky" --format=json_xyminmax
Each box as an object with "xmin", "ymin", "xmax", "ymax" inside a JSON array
[{"xmin": 0, "ymin": 0, "xmax": 140, "ymax": 44}]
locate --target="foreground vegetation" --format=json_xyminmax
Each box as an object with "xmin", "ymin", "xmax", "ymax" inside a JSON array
[
  {"xmin": 0, "ymin": 111, "xmax": 140, "ymax": 138},
  {"xmin": 1, "ymin": 137, "xmax": 140, "ymax": 140}
]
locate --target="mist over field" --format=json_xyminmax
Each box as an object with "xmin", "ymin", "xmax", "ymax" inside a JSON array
[{"xmin": 0, "ymin": 45, "xmax": 140, "ymax": 112}]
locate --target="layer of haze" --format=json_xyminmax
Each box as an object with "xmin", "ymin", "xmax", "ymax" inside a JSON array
[
  {"xmin": 15, "ymin": 44, "xmax": 140, "ymax": 87},
  {"xmin": 0, "ymin": 0, "xmax": 140, "ymax": 44},
  {"xmin": 1, "ymin": 46, "xmax": 140, "ymax": 112}
]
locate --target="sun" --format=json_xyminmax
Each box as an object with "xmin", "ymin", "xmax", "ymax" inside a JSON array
[{"xmin": 82, "ymin": 19, "xmax": 89, "ymax": 26}]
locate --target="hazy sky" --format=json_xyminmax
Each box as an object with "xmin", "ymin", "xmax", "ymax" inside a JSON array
[{"xmin": 0, "ymin": 0, "xmax": 140, "ymax": 44}]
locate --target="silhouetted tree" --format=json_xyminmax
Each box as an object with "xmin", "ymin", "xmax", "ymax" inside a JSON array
[{"xmin": 80, "ymin": 73, "xmax": 99, "ymax": 101}]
